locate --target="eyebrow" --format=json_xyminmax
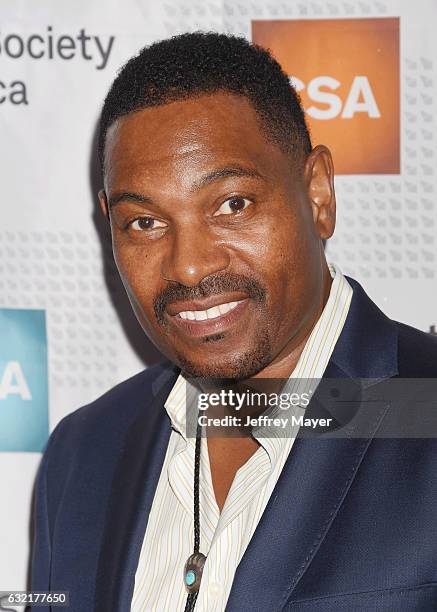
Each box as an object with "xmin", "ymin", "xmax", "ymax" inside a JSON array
[
  {"xmin": 108, "ymin": 165, "xmax": 266, "ymax": 209},
  {"xmin": 192, "ymin": 165, "xmax": 267, "ymax": 190},
  {"xmin": 108, "ymin": 191, "xmax": 153, "ymax": 209}
]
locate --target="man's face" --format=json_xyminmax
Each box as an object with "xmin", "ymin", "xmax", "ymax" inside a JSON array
[{"xmin": 100, "ymin": 92, "xmax": 335, "ymax": 379}]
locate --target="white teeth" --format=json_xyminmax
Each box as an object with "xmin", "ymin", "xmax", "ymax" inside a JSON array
[
  {"xmin": 178, "ymin": 299, "xmax": 244, "ymax": 321},
  {"xmin": 219, "ymin": 303, "xmax": 233, "ymax": 315},
  {"xmin": 207, "ymin": 306, "xmax": 221, "ymax": 319}
]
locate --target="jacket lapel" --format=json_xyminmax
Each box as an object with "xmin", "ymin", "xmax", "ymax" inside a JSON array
[
  {"xmin": 94, "ymin": 365, "xmax": 178, "ymax": 612},
  {"xmin": 226, "ymin": 278, "xmax": 399, "ymax": 611}
]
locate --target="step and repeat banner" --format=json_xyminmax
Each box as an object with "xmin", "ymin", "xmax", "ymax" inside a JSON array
[{"xmin": 1, "ymin": 0, "xmax": 436, "ymax": 591}]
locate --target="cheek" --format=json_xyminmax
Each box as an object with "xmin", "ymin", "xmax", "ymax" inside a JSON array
[
  {"xmin": 113, "ymin": 246, "xmax": 174, "ymax": 351},
  {"xmin": 254, "ymin": 214, "xmax": 319, "ymax": 327},
  {"xmin": 112, "ymin": 242, "xmax": 159, "ymax": 315},
  {"xmin": 251, "ymin": 211, "xmax": 309, "ymax": 291}
]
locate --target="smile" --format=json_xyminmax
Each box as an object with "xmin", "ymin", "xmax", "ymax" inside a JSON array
[
  {"xmin": 177, "ymin": 299, "xmax": 245, "ymax": 321},
  {"xmin": 167, "ymin": 296, "xmax": 250, "ymax": 339}
]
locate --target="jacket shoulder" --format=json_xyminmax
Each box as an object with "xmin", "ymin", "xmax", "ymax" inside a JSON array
[
  {"xmin": 395, "ymin": 321, "xmax": 437, "ymax": 377},
  {"xmin": 46, "ymin": 360, "xmax": 177, "ymax": 455}
]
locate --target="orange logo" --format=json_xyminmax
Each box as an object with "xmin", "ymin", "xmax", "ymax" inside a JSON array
[{"xmin": 252, "ymin": 18, "xmax": 400, "ymax": 175}]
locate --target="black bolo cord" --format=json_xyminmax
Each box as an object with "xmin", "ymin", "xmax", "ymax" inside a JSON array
[{"xmin": 184, "ymin": 422, "xmax": 202, "ymax": 612}]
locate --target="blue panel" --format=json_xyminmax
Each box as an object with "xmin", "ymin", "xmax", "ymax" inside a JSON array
[{"xmin": 0, "ymin": 309, "xmax": 49, "ymax": 452}]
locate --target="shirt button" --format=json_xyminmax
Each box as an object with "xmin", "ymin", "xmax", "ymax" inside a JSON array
[{"xmin": 209, "ymin": 582, "xmax": 221, "ymax": 597}]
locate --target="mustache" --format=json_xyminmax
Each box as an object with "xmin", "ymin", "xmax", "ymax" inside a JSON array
[{"xmin": 154, "ymin": 272, "xmax": 267, "ymax": 324}]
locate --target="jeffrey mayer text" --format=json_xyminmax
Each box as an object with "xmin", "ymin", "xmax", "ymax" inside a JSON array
[{"xmin": 198, "ymin": 414, "xmax": 333, "ymax": 429}]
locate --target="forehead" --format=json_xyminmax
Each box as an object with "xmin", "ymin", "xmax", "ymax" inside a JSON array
[{"xmin": 103, "ymin": 92, "xmax": 291, "ymax": 188}]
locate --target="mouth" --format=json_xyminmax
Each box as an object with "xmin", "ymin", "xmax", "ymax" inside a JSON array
[
  {"xmin": 166, "ymin": 294, "xmax": 251, "ymax": 338},
  {"xmin": 177, "ymin": 298, "xmax": 245, "ymax": 320}
]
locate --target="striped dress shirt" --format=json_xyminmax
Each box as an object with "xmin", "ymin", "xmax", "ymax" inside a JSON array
[{"xmin": 131, "ymin": 263, "xmax": 353, "ymax": 612}]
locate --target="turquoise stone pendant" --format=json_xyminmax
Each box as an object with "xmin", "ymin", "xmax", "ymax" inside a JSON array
[{"xmin": 184, "ymin": 552, "xmax": 207, "ymax": 594}]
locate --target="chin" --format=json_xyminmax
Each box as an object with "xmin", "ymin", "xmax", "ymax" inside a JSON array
[{"xmin": 175, "ymin": 333, "xmax": 272, "ymax": 381}]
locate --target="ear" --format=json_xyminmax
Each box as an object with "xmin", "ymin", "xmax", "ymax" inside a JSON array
[
  {"xmin": 304, "ymin": 145, "xmax": 336, "ymax": 240},
  {"xmin": 98, "ymin": 189, "xmax": 110, "ymax": 219}
]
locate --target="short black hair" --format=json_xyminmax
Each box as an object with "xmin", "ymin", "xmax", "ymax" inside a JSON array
[{"xmin": 98, "ymin": 31, "xmax": 311, "ymax": 172}]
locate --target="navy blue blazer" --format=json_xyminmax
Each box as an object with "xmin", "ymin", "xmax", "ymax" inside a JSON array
[{"xmin": 31, "ymin": 277, "xmax": 437, "ymax": 611}]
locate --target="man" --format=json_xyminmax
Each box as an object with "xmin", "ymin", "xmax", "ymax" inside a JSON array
[{"xmin": 31, "ymin": 32, "xmax": 437, "ymax": 611}]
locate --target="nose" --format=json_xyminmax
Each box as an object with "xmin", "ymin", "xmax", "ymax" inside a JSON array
[{"xmin": 161, "ymin": 221, "xmax": 230, "ymax": 287}]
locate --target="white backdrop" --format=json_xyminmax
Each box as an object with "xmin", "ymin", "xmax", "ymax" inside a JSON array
[{"xmin": 0, "ymin": 0, "xmax": 436, "ymax": 592}]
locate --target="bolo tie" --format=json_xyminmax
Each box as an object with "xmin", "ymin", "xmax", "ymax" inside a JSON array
[{"xmin": 183, "ymin": 421, "xmax": 206, "ymax": 612}]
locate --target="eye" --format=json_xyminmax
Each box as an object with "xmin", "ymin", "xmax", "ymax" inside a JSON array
[
  {"xmin": 129, "ymin": 216, "xmax": 167, "ymax": 231},
  {"xmin": 213, "ymin": 197, "xmax": 253, "ymax": 216}
]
